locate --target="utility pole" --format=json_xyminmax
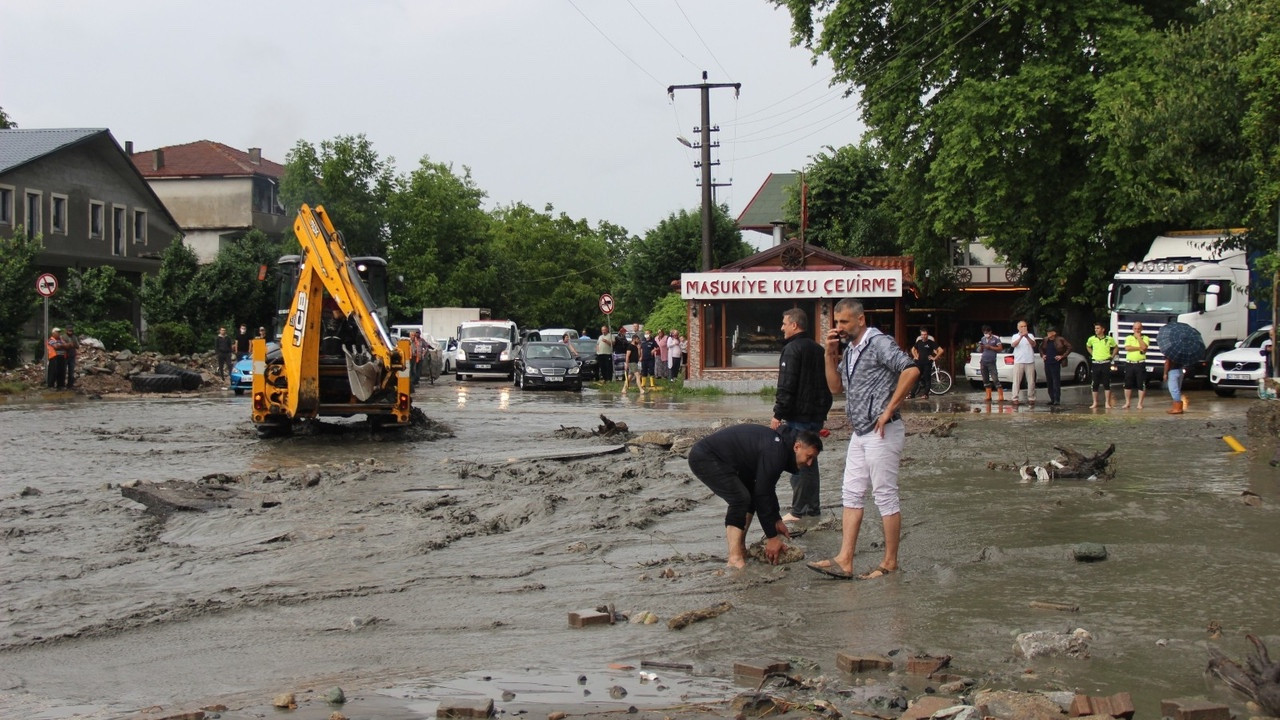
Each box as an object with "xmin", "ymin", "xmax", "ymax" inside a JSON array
[{"xmin": 669, "ymin": 71, "xmax": 740, "ymax": 271}]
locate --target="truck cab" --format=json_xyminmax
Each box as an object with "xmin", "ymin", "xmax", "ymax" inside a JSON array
[
  {"xmin": 454, "ymin": 320, "xmax": 519, "ymax": 380},
  {"xmin": 1108, "ymin": 230, "xmax": 1261, "ymax": 379}
]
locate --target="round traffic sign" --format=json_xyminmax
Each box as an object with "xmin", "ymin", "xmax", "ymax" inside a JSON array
[
  {"xmin": 36, "ymin": 273, "xmax": 58, "ymax": 298},
  {"xmin": 599, "ymin": 293, "xmax": 615, "ymax": 315}
]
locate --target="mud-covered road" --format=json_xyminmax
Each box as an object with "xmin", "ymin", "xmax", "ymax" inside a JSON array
[{"xmin": 1, "ymin": 380, "xmax": 1277, "ymax": 719}]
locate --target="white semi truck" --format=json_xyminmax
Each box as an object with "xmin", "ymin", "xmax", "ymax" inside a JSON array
[{"xmin": 1108, "ymin": 229, "xmax": 1264, "ymax": 381}]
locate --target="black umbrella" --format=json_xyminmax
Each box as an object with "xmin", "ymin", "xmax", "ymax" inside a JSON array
[{"xmin": 1157, "ymin": 322, "xmax": 1206, "ymax": 367}]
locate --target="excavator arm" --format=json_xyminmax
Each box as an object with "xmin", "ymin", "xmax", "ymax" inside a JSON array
[{"xmin": 285, "ymin": 204, "xmax": 404, "ymax": 404}]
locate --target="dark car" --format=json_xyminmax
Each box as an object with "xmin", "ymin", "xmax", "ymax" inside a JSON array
[
  {"xmin": 572, "ymin": 338, "xmax": 599, "ymax": 379},
  {"xmin": 514, "ymin": 342, "xmax": 582, "ymax": 391}
]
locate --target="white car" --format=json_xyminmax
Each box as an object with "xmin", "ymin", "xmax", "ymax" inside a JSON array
[
  {"xmin": 1209, "ymin": 325, "xmax": 1272, "ymax": 397},
  {"xmin": 963, "ymin": 336, "xmax": 1090, "ymax": 388}
]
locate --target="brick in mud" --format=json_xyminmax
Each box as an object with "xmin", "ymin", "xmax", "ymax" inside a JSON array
[
  {"xmin": 568, "ymin": 608, "xmax": 612, "ymax": 628},
  {"xmin": 1070, "ymin": 692, "xmax": 1135, "ymax": 718},
  {"xmin": 732, "ymin": 659, "xmax": 790, "ymax": 679},
  {"xmin": 437, "ymin": 697, "xmax": 494, "ymax": 718},
  {"xmin": 1158, "ymin": 698, "xmax": 1230, "ymax": 720},
  {"xmin": 899, "ymin": 696, "xmax": 959, "ymax": 720},
  {"xmin": 836, "ymin": 652, "xmax": 894, "ymax": 673},
  {"xmin": 907, "ymin": 654, "xmax": 951, "ymax": 675}
]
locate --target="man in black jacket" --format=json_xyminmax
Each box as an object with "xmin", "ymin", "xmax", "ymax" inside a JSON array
[
  {"xmin": 771, "ymin": 308, "xmax": 833, "ymax": 522},
  {"xmin": 688, "ymin": 424, "xmax": 823, "ymax": 568}
]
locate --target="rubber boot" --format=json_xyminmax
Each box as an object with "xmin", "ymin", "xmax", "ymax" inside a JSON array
[
  {"xmin": 1180, "ymin": 394, "xmax": 1189, "ymax": 410},
  {"xmin": 996, "ymin": 386, "xmax": 1005, "ymax": 403},
  {"xmin": 1167, "ymin": 400, "xmax": 1184, "ymax": 415}
]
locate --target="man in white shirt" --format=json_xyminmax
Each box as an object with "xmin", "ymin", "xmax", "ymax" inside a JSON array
[{"xmin": 1009, "ymin": 320, "xmax": 1038, "ymax": 406}]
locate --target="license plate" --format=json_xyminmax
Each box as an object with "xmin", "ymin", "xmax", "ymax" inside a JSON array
[
  {"xmin": 476, "ymin": 363, "xmax": 491, "ymax": 369},
  {"xmin": 546, "ymin": 376, "xmax": 562, "ymax": 382},
  {"xmin": 1227, "ymin": 373, "xmax": 1250, "ymax": 380}
]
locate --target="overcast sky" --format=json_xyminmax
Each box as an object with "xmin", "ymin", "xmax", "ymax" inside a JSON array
[{"xmin": 1, "ymin": 0, "xmax": 865, "ymax": 245}]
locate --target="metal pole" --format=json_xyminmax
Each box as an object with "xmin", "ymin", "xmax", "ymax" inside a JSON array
[{"xmin": 700, "ymin": 79, "xmax": 713, "ymax": 272}]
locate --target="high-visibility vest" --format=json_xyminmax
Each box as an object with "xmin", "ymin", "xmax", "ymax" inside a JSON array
[{"xmin": 47, "ymin": 336, "xmax": 65, "ymax": 359}]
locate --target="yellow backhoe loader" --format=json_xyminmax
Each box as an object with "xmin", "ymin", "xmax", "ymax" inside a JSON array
[{"xmin": 250, "ymin": 204, "xmax": 413, "ymax": 435}]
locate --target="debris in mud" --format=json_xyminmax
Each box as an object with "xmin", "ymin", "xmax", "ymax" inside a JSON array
[
  {"xmin": 907, "ymin": 419, "xmax": 958, "ymax": 438},
  {"xmin": 631, "ymin": 611, "xmax": 661, "ymax": 624},
  {"xmin": 747, "ymin": 538, "xmax": 806, "ymax": 564},
  {"xmin": 120, "ymin": 479, "xmax": 278, "ymax": 516},
  {"xmin": 667, "ymin": 601, "xmax": 733, "ymax": 630},
  {"xmin": 1207, "ymin": 634, "xmax": 1280, "ymax": 717},
  {"xmin": 597, "ymin": 414, "xmax": 629, "ymax": 436},
  {"xmin": 1072, "ymin": 543, "xmax": 1108, "ymax": 562},
  {"xmin": 1028, "ymin": 600, "xmax": 1080, "ymax": 613},
  {"xmin": 1014, "ymin": 628, "xmax": 1092, "ymax": 659},
  {"xmin": 273, "ymin": 692, "xmax": 297, "ymax": 709},
  {"xmin": 1010, "ymin": 444, "xmax": 1116, "ymax": 482}
]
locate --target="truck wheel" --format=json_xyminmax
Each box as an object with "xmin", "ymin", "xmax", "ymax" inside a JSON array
[{"xmin": 131, "ymin": 373, "xmax": 183, "ymax": 393}]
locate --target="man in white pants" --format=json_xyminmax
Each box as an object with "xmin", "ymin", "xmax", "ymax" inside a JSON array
[
  {"xmin": 806, "ymin": 298, "xmax": 918, "ymax": 581},
  {"xmin": 1009, "ymin": 320, "xmax": 1038, "ymax": 406}
]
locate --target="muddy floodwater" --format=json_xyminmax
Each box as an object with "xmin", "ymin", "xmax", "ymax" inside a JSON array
[{"xmin": 1, "ymin": 380, "xmax": 1277, "ymax": 719}]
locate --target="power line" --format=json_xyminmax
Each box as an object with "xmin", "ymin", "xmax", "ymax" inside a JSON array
[
  {"xmin": 626, "ymin": 0, "xmax": 701, "ymax": 72},
  {"xmin": 565, "ymin": 0, "xmax": 666, "ymax": 88},
  {"xmin": 673, "ymin": 0, "xmax": 732, "ymax": 81}
]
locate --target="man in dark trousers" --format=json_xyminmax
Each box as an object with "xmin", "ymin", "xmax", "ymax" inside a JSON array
[
  {"xmin": 234, "ymin": 324, "xmax": 252, "ymax": 358},
  {"xmin": 687, "ymin": 423, "xmax": 823, "ymax": 569},
  {"xmin": 771, "ymin": 308, "xmax": 832, "ymax": 523},
  {"xmin": 214, "ymin": 327, "xmax": 234, "ymax": 379},
  {"xmin": 62, "ymin": 324, "xmax": 80, "ymax": 389},
  {"xmin": 909, "ymin": 326, "xmax": 942, "ymax": 399}
]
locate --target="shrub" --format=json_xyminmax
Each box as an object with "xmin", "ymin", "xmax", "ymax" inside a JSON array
[
  {"xmin": 147, "ymin": 322, "xmax": 198, "ymax": 355},
  {"xmin": 78, "ymin": 320, "xmax": 140, "ymax": 353}
]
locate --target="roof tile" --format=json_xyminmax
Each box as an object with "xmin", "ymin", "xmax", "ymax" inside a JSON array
[{"xmin": 130, "ymin": 140, "xmax": 285, "ymax": 178}]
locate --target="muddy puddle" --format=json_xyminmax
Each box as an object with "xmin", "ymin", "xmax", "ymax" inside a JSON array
[{"xmin": 1, "ymin": 380, "xmax": 1278, "ymax": 719}]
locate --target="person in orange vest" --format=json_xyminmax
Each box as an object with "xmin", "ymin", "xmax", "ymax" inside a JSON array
[{"xmin": 46, "ymin": 327, "xmax": 69, "ymax": 389}]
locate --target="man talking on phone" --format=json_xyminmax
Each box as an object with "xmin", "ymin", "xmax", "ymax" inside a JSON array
[{"xmin": 807, "ymin": 299, "xmax": 917, "ymax": 581}]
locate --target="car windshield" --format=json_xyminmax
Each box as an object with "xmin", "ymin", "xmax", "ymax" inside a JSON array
[
  {"xmin": 1113, "ymin": 281, "xmax": 1194, "ymax": 313},
  {"xmin": 460, "ymin": 325, "xmax": 510, "ymax": 340},
  {"xmin": 1242, "ymin": 327, "xmax": 1273, "ymax": 348},
  {"xmin": 528, "ymin": 344, "xmax": 571, "ymax": 359},
  {"xmin": 574, "ymin": 339, "xmax": 595, "ymax": 353}
]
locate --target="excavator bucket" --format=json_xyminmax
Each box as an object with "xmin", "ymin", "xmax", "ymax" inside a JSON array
[{"xmin": 343, "ymin": 346, "xmax": 384, "ymax": 401}]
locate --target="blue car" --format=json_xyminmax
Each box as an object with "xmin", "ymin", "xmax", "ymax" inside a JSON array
[{"xmin": 229, "ymin": 355, "xmax": 253, "ymax": 395}]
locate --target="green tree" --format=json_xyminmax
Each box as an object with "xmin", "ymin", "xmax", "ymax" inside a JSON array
[
  {"xmin": 0, "ymin": 232, "xmax": 40, "ymax": 366},
  {"xmin": 622, "ymin": 206, "xmax": 749, "ymax": 316},
  {"xmin": 279, "ymin": 134, "xmax": 395, "ymax": 257},
  {"xmin": 487, "ymin": 202, "xmax": 620, "ymax": 330},
  {"xmin": 774, "ymin": 0, "xmax": 1197, "ymax": 332},
  {"xmin": 189, "ymin": 230, "xmax": 285, "ymax": 336},
  {"xmin": 0, "ymin": 106, "xmax": 14, "ymax": 129},
  {"xmin": 52, "ymin": 265, "xmax": 135, "ymax": 326},
  {"xmin": 783, "ymin": 142, "xmax": 900, "ymax": 256},
  {"xmin": 386, "ymin": 157, "xmax": 495, "ymax": 318},
  {"xmin": 644, "ymin": 292, "xmax": 688, "ymax": 338},
  {"xmin": 139, "ymin": 240, "xmax": 201, "ymax": 326}
]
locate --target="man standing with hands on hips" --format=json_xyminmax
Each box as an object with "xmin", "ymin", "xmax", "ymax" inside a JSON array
[
  {"xmin": 1122, "ymin": 321, "xmax": 1150, "ymax": 410},
  {"xmin": 807, "ymin": 299, "xmax": 917, "ymax": 581}
]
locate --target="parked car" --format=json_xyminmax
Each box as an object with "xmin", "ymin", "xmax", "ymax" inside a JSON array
[
  {"xmin": 229, "ymin": 355, "xmax": 254, "ymax": 396},
  {"xmin": 441, "ymin": 337, "xmax": 458, "ymax": 374},
  {"xmin": 572, "ymin": 337, "xmax": 599, "ymax": 379},
  {"xmin": 513, "ymin": 341, "xmax": 582, "ymax": 391},
  {"xmin": 963, "ymin": 336, "xmax": 1090, "ymax": 388},
  {"xmin": 1209, "ymin": 325, "xmax": 1273, "ymax": 397}
]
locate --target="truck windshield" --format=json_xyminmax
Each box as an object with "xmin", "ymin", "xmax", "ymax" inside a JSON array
[
  {"xmin": 460, "ymin": 324, "xmax": 510, "ymax": 340},
  {"xmin": 1113, "ymin": 281, "xmax": 1194, "ymax": 314}
]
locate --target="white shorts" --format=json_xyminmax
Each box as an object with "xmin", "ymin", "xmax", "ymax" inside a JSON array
[{"xmin": 840, "ymin": 419, "xmax": 904, "ymax": 516}]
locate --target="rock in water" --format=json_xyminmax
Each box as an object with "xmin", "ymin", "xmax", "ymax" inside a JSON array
[
  {"xmin": 1073, "ymin": 543, "xmax": 1108, "ymax": 562},
  {"xmin": 1014, "ymin": 628, "xmax": 1092, "ymax": 659},
  {"xmin": 326, "ymin": 687, "xmax": 346, "ymax": 704}
]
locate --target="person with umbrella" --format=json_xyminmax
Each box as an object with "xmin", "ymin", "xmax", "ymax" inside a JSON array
[{"xmin": 1157, "ymin": 322, "xmax": 1207, "ymax": 414}]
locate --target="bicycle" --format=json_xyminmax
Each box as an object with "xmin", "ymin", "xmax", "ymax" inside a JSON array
[{"xmin": 928, "ymin": 365, "xmax": 953, "ymax": 395}]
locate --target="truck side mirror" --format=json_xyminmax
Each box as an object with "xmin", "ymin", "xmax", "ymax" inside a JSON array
[
  {"xmin": 1106, "ymin": 283, "xmax": 1115, "ymax": 310},
  {"xmin": 1205, "ymin": 283, "xmax": 1220, "ymax": 312}
]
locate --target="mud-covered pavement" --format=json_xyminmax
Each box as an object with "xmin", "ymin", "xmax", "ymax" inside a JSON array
[{"xmin": 1, "ymin": 380, "xmax": 1278, "ymax": 719}]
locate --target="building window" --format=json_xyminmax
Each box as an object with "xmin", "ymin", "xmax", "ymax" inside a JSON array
[
  {"xmin": 89, "ymin": 200, "xmax": 104, "ymax": 239},
  {"xmin": 0, "ymin": 185, "xmax": 13, "ymax": 226},
  {"xmin": 112, "ymin": 205, "xmax": 126, "ymax": 256},
  {"xmin": 24, "ymin": 191, "xmax": 42, "ymax": 238},
  {"xmin": 133, "ymin": 209, "xmax": 147, "ymax": 245},
  {"xmin": 51, "ymin": 194, "xmax": 68, "ymax": 235}
]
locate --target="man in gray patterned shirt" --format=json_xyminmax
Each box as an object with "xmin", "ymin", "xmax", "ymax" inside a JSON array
[{"xmin": 807, "ymin": 298, "xmax": 918, "ymax": 581}]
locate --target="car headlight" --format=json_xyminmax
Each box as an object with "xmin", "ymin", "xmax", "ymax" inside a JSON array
[
  {"xmin": 456, "ymin": 349, "xmax": 467, "ymax": 361},
  {"xmin": 568, "ymin": 366, "xmax": 580, "ymax": 375},
  {"xmin": 500, "ymin": 350, "xmax": 510, "ymax": 361},
  {"xmin": 525, "ymin": 366, "xmax": 542, "ymax": 375}
]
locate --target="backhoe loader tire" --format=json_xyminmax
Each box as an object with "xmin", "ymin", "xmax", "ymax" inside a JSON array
[
  {"xmin": 131, "ymin": 373, "xmax": 183, "ymax": 393},
  {"xmin": 154, "ymin": 363, "xmax": 203, "ymax": 390}
]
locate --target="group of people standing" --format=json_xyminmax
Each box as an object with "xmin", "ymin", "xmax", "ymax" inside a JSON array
[
  {"xmin": 689, "ymin": 300, "xmax": 917, "ymax": 580},
  {"xmin": 592, "ymin": 325, "xmax": 685, "ymax": 391},
  {"xmin": 44, "ymin": 326, "xmax": 79, "ymax": 389},
  {"xmin": 214, "ymin": 324, "xmax": 266, "ymax": 379}
]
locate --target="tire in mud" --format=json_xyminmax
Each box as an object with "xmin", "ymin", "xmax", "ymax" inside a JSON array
[
  {"xmin": 154, "ymin": 362, "xmax": 203, "ymax": 390},
  {"xmin": 131, "ymin": 373, "xmax": 183, "ymax": 393}
]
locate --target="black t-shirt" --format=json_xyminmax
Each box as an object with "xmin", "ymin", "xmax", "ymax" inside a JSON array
[{"xmin": 913, "ymin": 336, "xmax": 939, "ymax": 365}]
